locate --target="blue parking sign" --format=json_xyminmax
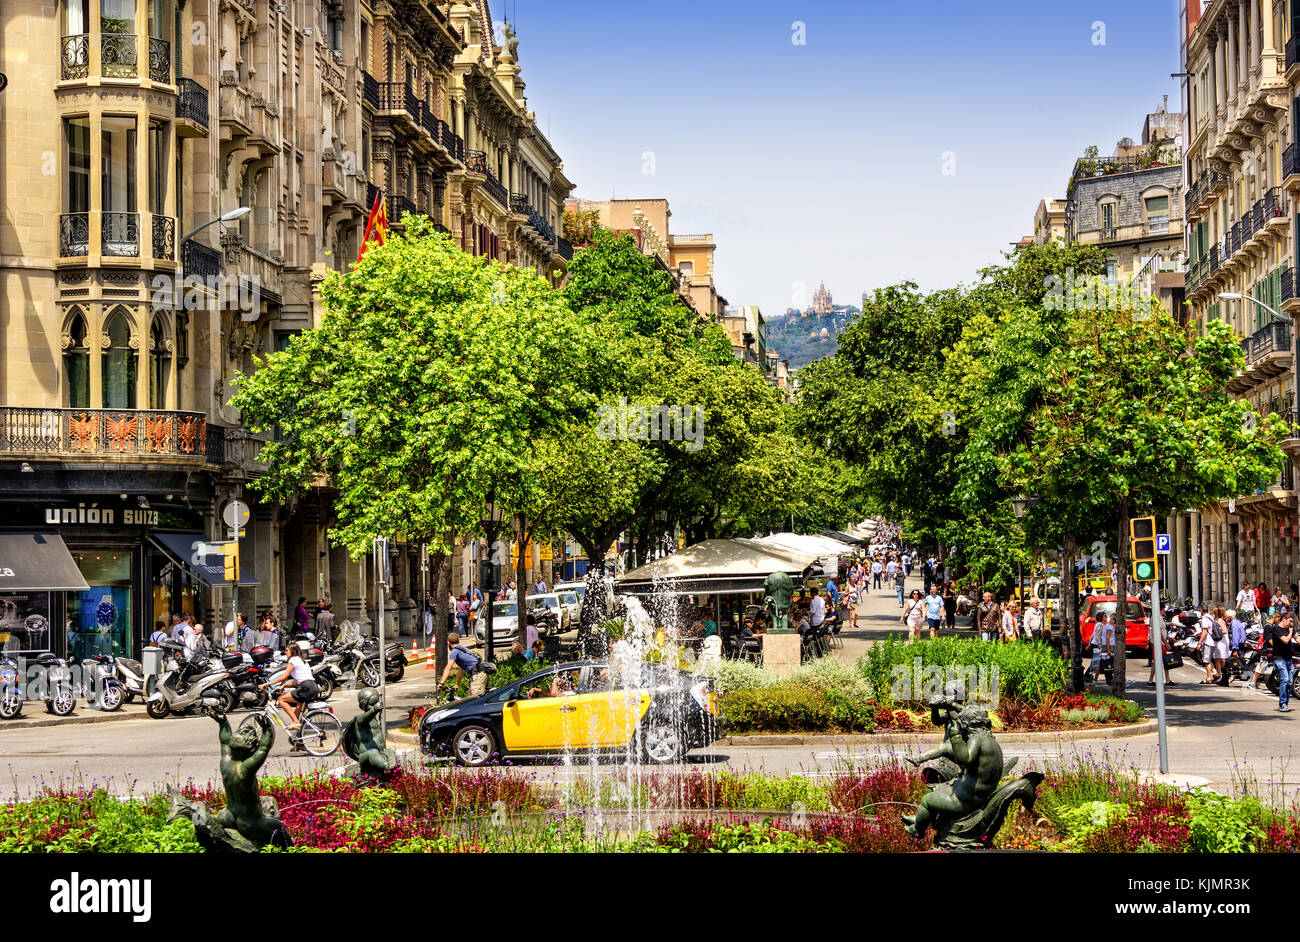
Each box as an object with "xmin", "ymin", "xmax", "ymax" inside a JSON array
[{"xmin": 1156, "ymin": 534, "xmax": 1170, "ymax": 555}]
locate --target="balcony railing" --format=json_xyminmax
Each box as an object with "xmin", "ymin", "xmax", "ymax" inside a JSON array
[
  {"xmin": 181, "ymin": 240, "xmax": 221, "ymax": 281},
  {"xmin": 557, "ymin": 236, "xmax": 573, "ymax": 262},
  {"xmin": 176, "ymin": 78, "xmax": 209, "ymax": 129},
  {"xmin": 465, "ymin": 150, "xmax": 508, "ymax": 208},
  {"xmin": 102, "ymin": 212, "xmax": 139, "ymax": 257},
  {"xmin": 59, "ymin": 213, "xmax": 89, "ymax": 257},
  {"xmin": 510, "ymin": 193, "xmax": 529, "ymax": 215},
  {"xmin": 61, "ymin": 34, "xmax": 89, "ymax": 80},
  {"xmin": 148, "ymin": 36, "xmax": 169, "ymax": 83},
  {"xmin": 151, "ymin": 214, "xmax": 175, "ymax": 261},
  {"xmin": 1242, "ymin": 209, "xmax": 1256, "ymax": 241},
  {"xmin": 1263, "ymin": 186, "xmax": 1286, "ymax": 222},
  {"xmin": 1287, "ymin": 143, "xmax": 1300, "ymax": 182},
  {"xmin": 1230, "ymin": 221, "xmax": 1243, "ymax": 255},
  {"xmin": 1209, "ymin": 243, "xmax": 1221, "ymax": 272},
  {"xmin": 0, "ymin": 408, "xmax": 224, "ymax": 464},
  {"xmin": 1247, "ymin": 320, "xmax": 1292, "ymax": 364},
  {"xmin": 1100, "ymin": 225, "xmax": 1119, "ymax": 242},
  {"xmin": 376, "ymin": 82, "xmax": 418, "ymax": 120},
  {"xmin": 1288, "ymin": 35, "xmax": 1300, "ymax": 71},
  {"xmin": 1283, "ymin": 267, "xmax": 1298, "ymax": 305},
  {"xmin": 362, "ymin": 71, "xmax": 379, "ymax": 109},
  {"xmin": 1252, "ymin": 198, "xmax": 1265, "ymax": 233},
  {"xmin": 101, "ymin": 32, "xmax": 137, "ymax": 78},
  {"xmin": 397, "ymin": 195, "xmax": 418, "ymax": 218}
]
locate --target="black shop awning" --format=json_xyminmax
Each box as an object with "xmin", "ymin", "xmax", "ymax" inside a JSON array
[
  {"xmin": 0, "ymin": 533, "xmax": 90, "ymax": 591},
  {"xmin": 150, "ymin": 532, "xmax": 260, "ymax": 587}
]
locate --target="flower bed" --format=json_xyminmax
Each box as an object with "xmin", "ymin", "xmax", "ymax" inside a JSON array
[
  {"xmin": 701, "ymin": 646, "xmax": 1138, "ymax": 735},
  {"xmin": 2, "ymin": 759, "xmax": 1299, "ymax": 852}
]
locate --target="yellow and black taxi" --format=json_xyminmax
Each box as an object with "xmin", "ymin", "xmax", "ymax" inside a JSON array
[{"xmin": 419, "ymin": 660, "xmax": 724, "ymax": 766}]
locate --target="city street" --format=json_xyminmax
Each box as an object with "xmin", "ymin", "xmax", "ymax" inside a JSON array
[{"xmin": 5, "ymin": 572, "xmax": 1298, "ymax": 799}]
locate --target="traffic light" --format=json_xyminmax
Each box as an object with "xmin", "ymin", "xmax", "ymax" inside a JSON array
[
  {"xmin": 222, "ymin": 543, "xmax": 239, "ymax": 582},
  {"xmin": 1129, "ymin": 516, "xmax": 1158, "ymax": 582}
]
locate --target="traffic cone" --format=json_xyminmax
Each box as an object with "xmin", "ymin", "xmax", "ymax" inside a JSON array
[{"xmin": 425, "ymin": 639, "xmax": 436, "ymax": 669}]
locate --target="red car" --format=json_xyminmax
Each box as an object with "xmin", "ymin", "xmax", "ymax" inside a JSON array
[{"xmin": 1080, "ymin": 595, "xmax": 1149, "ymax": 654}]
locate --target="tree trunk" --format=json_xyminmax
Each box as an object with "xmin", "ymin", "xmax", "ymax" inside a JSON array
[
  {"xmin": 1063, "ymin": 533, "xmax": 1081, "ymax": 693},
  {"xmin": 574, "ymin": 535, "xmax": 614, "ymax": 656},
  {"xmin": 1114, "ymin": 504, "xmax": 1129, "ymax": 695},
  {"xmin": 432, "ymin": 550, "xmax": 451, "ymax": 677}
]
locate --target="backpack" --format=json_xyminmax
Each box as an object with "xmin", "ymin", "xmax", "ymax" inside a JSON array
[{"xmin": 1210, "ymin": 620, "xmax": 1223, "ymax": 643}]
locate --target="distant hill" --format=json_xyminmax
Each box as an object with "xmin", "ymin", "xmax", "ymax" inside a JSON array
[{"xmin": 767, "ymin": 307, "xmax": 856, "ymax": 369}]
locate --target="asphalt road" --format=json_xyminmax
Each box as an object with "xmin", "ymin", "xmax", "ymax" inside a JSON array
[{"xmin": 3, "ymin": 575, "xmax": 1300, "ymax": 800}]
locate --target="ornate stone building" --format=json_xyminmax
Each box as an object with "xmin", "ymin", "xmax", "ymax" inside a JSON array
[
  {"xmin": 0, "ymin": 0, "xmax": 575, "ymax": 658},
  {"xmin": 1181, "ymin": 0, "xmax": 1300, "ymax": 602}
]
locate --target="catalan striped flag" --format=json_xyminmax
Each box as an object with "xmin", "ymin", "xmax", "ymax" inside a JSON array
[{"xmin": 357, "ymin": 189, "xmax": 388, "ymax": 262}]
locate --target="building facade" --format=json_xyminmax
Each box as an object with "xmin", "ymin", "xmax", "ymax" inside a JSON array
[
  {"xmin": 0, "ymin": 0, "xmax": 573, "ymax": 659},
  {"xmin": 1181, "ymin": 0, "xmax": 1300, "ymax": 602}
]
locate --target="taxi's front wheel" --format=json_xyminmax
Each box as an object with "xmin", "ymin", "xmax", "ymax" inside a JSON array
[
  {"xmin": 641, "ymin": 722, "xmax": 684, "ymax": 764},
  {"xmin": 452, "ymin": 724, "xmax": 496, "ymax": 767}
]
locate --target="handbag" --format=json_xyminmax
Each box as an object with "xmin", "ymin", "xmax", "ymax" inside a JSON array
[{"xmin": 1162, "ymin": 650, "xmax": 1183, "ymax": 670}]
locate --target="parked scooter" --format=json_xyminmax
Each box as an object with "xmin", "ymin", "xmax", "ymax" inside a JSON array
[
  {"xmin": 32, "ymin": 652, "xmax": 76, "ymax": 716},
  {"xmin": 79, "ymin": 652, "xmax": 125, "ymax": 712},
  {"xmin": 0, "ymin": 652, "xmax": 21, "ymax": 720},
  {"xmin": 110, "ymin": 654, "xmax": 148, "ymax": 703},
  {"xmin": 145, "ymin": 649, "xmax": 235, "ymax": 719}
]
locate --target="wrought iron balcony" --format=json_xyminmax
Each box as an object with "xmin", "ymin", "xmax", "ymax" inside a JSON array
[
  {"xmin": 59, "ymin": 213, "xmax": 89, "ymax": 257},
  {"xmin": 1247, "ymin": 320, "xmax": 1292, "ymax": 365},
  {"xmin": 1263, "ymin": 187, "xmax": 1286, "ymax": 222},
  {"xmin": 1209, "ymin": 243, "xmax": 1220, "ymax": 272},
  {"xmin": 148, "ymin": 36, "xmax": 170, "ymax": 83},
  {"xmin": 362, "ymin": 71, "xmax": 379, "ymax": 109},
  {"xmin": 510, "ymin": 193, "xmax": 529, "ymax": 215},
  {"xmin": 101, "ymin": 31, "xmax": 137, "ymax": 78},
  {"xmin": 102, "ymin": 212, "xmax": 139, "ymax": 257},
  {"xmin": 1241, "ymin": 209, "xmax": 1256, "ymax": 241},
  {"xmin": 557, "ymin": 237, "xmax": 573, "ymax": 262},
  {"xmin": 1287, "ymin": 143, "xmax": 1300, "ymax": 182},
  {"xmin": 151, "ymin": 214, "xmax": 175, "ymax": 261},
  {"xmin": 176, "ymin": 78, "xmax": 209, "ymax": 130},
  {"xmin": 1099, "ymin": 225, "xmax": 1119, "ymax": 242},
  {"xmin": 1252, "ymin": 198, "xmax": 1265, "ymax": 233},
  {"xmin": 1284, "ymin": 267, "xmax": 1298, "ymax": 305},
  {"xmin": 465, "ymin": 150, "xmax": 508, "ymax": 208},
  {"xmin": 0, "ymin": 408, "xmax": 225, "ymax": 465},
  {"xmin": 1230, "ymin": 221, "xmax": 1243, "ymax": 255},
  {"xmin": 181, "ymin": 240, "xmax": 221, "ymax": 281},
  {"xmin": 1288, "ymin": 35, "xmax": 1300, "ymax": 71},
  {"xmin": 61, "ymin": 34, "xmax": 89, "ymax": 80}
]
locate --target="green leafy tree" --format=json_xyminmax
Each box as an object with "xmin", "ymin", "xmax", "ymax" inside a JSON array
[{"xmin": 231, "ymin": 216, "xmax": 601, "ymax": 661}]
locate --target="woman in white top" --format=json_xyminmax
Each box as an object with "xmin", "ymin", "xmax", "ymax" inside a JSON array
[
  {"xmin": 1001, "ymin": 603, "xmax": 1019, "ymax": 642},
  {"xmin": 902, "ymin": 589, "xmax": 926, "ymax": 642}
]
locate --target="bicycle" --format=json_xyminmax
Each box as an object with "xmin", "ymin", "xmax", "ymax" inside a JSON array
[{"xmin": 238, "ymin": 683, "xmax": 343, "ymax": 757}]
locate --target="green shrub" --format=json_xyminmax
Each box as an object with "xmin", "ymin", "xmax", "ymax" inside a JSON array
[
  {"xmin": 721, "ymin": 685, "xmax": 873, "ymax": 733},
  {"xmin": 861, "ymin": 637, "xmax": 1066, "ymax": 706},
  {"xmin": 1186, "ymin": 791, "xmax": 1266, "ymax": 853},
  {"xmin": 1084, "ymin": 693, "xmax": 1144, "ymax": 723}
]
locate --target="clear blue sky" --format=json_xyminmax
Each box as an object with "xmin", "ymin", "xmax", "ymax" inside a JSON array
[{"xmin": 490, "ymin": 0, "xmax": 1182, "ymax": 316}]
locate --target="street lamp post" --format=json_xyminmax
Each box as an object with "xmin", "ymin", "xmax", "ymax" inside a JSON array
[
  {"xmin": 480, "ymin": 494, "xmax": 505, "ymax": 663},
  {"xmin": 179, "ymin": 206, "xmax": 251, "ymax": 251}
]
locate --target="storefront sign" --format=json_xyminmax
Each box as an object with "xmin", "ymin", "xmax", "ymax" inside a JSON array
[{"xmin": 42, "ymin": 504, "xmax": 160, "ymax": 526}]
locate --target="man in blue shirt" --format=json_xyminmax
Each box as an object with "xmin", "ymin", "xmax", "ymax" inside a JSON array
[
  {"xmin": 871, "ymin": 559, "xmax": 883, "ymax": 589},
  {"xmin": 826, "ymin": 577, "xmax": 839, "ymax": 606},
  {"xmin": 439, "ymin": 631, "xmax": 488, "ymax": 698},
  {"xmin": 923, "ymin": 586, "xmax": 945, "ymax": 637}
]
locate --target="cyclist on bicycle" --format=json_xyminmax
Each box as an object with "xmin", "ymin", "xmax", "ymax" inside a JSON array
[{"xmin": 262, "ymin": 640, "xmax": 318, "ymax": 735}]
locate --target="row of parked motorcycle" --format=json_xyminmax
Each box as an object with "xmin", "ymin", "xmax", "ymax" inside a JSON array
[
  {"xmin": 1163, "ymin": 606, "xmax": 1296, "ymax": 693},
  {"xmin": 0, "ymin": 632, "xmax": 408, "ymax": 721}
]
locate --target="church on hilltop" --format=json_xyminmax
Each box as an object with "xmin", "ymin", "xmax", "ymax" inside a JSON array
[{"xmin": 810, "ymin": 281, "xmax": 832, "ymax": 315}]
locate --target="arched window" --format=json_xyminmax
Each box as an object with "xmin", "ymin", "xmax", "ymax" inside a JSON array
[
  {"xmin": 64, "ymin": 309, "xmax": 90, "ymax": 408},
  {"xmin": 101, "ymin": 308, "xmax": 137, "ymax": 409},
  {"xmin": 148, "ymin": 316, "xmax": 170, "ymax": 408}
]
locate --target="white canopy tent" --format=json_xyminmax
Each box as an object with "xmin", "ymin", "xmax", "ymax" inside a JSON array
[
  {"xmin": 755, "ymin": 532, "xmax": 858, "ymax": 557},
  {"xmin": 615, "ymin": 538, "xmax": 821, "ymax": 596}
]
